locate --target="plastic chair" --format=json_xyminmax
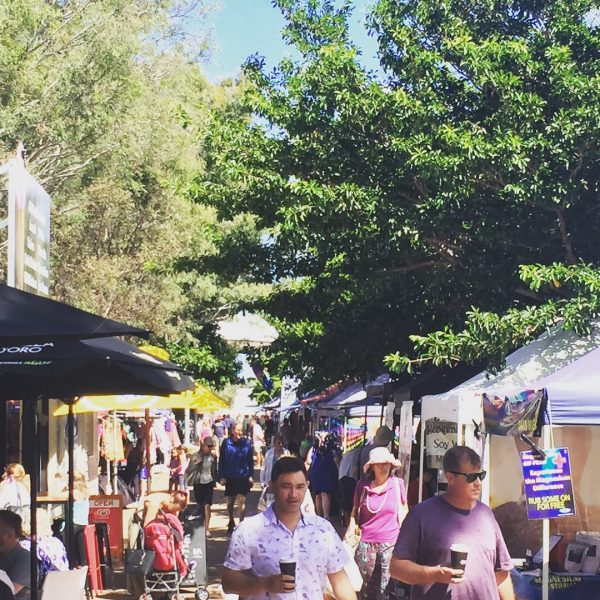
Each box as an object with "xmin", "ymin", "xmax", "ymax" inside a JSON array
[{"xmin": 41, "ymin": 567, "xmax": 88, "ymax": 600}]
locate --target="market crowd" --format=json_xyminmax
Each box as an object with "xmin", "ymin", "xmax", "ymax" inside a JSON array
[{"xmin": 189, "ymin": 415, "xmax": 515, "ymax": 600}]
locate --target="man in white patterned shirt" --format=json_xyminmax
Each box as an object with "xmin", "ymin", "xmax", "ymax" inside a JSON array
[{"xmin": 222, "ymin": 456, "xmax": 357, "ymax": 600}]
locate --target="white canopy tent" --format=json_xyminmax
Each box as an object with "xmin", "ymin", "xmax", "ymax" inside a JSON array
[{"xmin": 420, "ymin": 324, "xmax": 600, "ymax": 600}]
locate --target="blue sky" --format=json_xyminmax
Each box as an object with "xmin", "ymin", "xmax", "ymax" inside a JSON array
[{"xmin": 201, "ymin": 0, "xmax": 380, "ymax": 82}]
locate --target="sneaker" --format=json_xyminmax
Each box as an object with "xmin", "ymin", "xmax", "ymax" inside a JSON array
[{"xmin": 227, "ymin": 520, "xmax": 235, "ymax": 533}]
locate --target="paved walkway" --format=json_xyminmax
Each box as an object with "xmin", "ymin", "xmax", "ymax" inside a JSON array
[{"xmin": 99, "ymin": 475, "xmax": 262, "ymax": 599}]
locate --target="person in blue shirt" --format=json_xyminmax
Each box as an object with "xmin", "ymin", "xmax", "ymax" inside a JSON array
[{"xmin": 218, "ymin": 422, "xmax": 254, "ymax": 533}]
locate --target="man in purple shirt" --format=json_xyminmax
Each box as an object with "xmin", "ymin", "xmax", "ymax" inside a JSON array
[{"xmin": 391, "ymin": 446, "xmax": 514, "ymax": 600}]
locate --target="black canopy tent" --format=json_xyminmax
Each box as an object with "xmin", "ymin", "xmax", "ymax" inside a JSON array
[
  {"xmin": 0, "ymin": 284, "xmax": 155, "ymax": 600},
  {"xmin": 0, "ymin": 283, "xmax": 149, "ymax": 342},
  {"xmin": 0, "ymin": 337, "xmax": 194, "ymax": 599}
]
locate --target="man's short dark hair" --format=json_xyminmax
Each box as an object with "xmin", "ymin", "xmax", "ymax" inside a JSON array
[
  {"xmin": 271, "ymin": 456, "xmax": 307, "ymax": 483},
  {"xmin": 0, "ymin": 510, "xmax": 22, "ymax": 537},
  {"xmin": 443, "ymin": 446, "xmax": 481, "ymax": 473}
]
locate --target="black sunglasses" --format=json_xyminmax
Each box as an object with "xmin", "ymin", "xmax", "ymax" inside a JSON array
[{"xmin": 449, "ymin": 470, "xmax": 487, "ymax": 483}]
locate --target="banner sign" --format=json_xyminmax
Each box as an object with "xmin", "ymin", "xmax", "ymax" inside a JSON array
[
  {"xmin": 8, "ymin": 159, "xmax": 51, "ymax": 295},
  {"xmin": 397, "ymin": 401, "xmax": 413, "ymax": 488},
  {"xmin": 482, "ymin": 389, "xmax": 543, "ymax": 436},
  {"xmin": 425, "ymin": 419, "xmax": 457, "ymax": 469},
  {"xmin": 521, "ymin": 447, "xmax": 575, "ymax": 520}
]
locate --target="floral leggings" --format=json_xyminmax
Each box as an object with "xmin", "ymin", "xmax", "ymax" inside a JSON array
[{"xmin": 355, "ymin": 540, "xmax": 395, "ymax": 600}]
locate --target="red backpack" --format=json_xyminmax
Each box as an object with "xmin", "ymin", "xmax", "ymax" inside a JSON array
[{"xmin": 144, "ymin": 511, "xmax": 187, "ymax": 576}]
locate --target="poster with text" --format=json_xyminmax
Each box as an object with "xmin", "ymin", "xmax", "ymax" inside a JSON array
[{"xmin": 521, "ymin": 447, "xmax": 575, "ymax": 520}]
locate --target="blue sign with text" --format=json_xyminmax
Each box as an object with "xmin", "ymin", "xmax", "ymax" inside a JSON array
[{"xmin": 521, "ymin": 447, "xmax": 575, "ymax": 520}]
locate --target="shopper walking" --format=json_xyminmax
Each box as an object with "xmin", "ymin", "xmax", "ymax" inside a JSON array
[
  {"xmin": 187, "ymin": 438, "xmax": 218, "ymax": 536},
  {"xmin": 345, "ymin": 447, "xmax": 407, "ymax": 600},
  {"xmin": 306, "ymin": 432, "xmax": 338, "ymax": 519},
  {"xmin": 250, "ymin": 417, "xmax": 265, "ymax": 468},
  {"xmin": 222, "ymin": 456, "xmax": 357, "ymax": 600},
  {"xmin": 218, "ymin": 422, "xmax": 254, "ymax": 533},
  {"xmin": 391, "ymin": 446, "xmax": 514, "ymax": 600}
]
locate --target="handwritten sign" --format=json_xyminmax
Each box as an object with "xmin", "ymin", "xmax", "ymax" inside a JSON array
[
  {"xmin": 521, "ymin": 447, "xmax": 575, "ymax": 520},
  {"xmin": 425, "ymin": 420, "xmax": 457, "ymax": 469}
]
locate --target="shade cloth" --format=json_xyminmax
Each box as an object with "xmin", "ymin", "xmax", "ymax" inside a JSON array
[{"xmin": 53, "ymin": 384, "xmax": 227, "ymax": 416}]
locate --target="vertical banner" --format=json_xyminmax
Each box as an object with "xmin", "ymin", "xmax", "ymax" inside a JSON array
[
  {"xmin": 280, "ymin": 376, "xmax": 299, "ymax": 409},
  {"xmin": 397, "ymin": 401, "xmax": 414, "ymax": 489},
  {"xmin": 7, "ymin": 149, "xmax": 51, "ymax": 295},
  {"xmin": 482, "ymin": 390, "xmax": 544, "ymax": 436}
]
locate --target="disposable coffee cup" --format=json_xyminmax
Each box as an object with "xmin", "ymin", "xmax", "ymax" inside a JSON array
[
  {"xmin": 279, "ymin": 557, "xmax": 296, "ymax": 578},
  {"xmin": 450, "ymin": 543, "xmax": 469, "ymax": 570}
]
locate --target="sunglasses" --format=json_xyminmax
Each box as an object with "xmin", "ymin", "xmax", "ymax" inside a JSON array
[{"xmin": 449, "ymin": 470, "xmax": 487, "ymax": 483}]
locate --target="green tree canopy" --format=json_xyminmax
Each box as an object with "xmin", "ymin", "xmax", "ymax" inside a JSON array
[
  {"xmin": 0, "ymin": 0, "xmax": 268, "ymax": 387},
  {"xmin": 193, "ymin": 0, "xmax": 600, "ymax": 388}
]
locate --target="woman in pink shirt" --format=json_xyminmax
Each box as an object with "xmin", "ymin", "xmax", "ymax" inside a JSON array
[{"xmin": 344, "ymin": 447, "xmax": 407, "ymax": 599}]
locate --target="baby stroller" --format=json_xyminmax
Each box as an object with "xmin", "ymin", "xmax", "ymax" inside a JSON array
[{"xmin": 140, "ymin": 509, "xmax": 189, "ymax": 600}]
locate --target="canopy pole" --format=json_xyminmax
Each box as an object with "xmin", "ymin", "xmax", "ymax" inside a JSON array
[
  {"xmin": 418, "ymin": 416, "xmax": 425, "ymax": 504},
  {"xmin": 67, "ymin": 398, "xmax": 75, "ymax": 569},
  {"xmin": 184, "ymin": 408, "xmax": 190, "ymax": 445},
  {"xmin": 112, "ymin": 412, "xmax": 118, "ymax": 494},
  {"xmin": 542, "ymin": 424, "xmax": 550, "ymax": 600},
  {"xmin": 28, "ymin": 397, "xmax": 39, "ymax": 600},
  {"xmin": 145, "ymin": 409, "xmax": 152, "ymax": 493}
]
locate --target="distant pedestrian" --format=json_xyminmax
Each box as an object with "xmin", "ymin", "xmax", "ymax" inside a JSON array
[
  {"xmin": 218, "ymin": 422, "xmax": 254, "ymax": 533},
  {"xmin": 306, "ymin": 432, "xmax": 338, "ymax": 519},
  {"xmin": 338, "ymin": 445, "xmax": 361, "ymax": 526},
  {"xmin": 250, "ymin": 417, "xmax": 265, "ymax": 468},
  {"xmin": 357, "ymin": 426, "xmax": 394, "ymax": 479},
  {"xmin": 168, "ymin": 446, "xmax": 187, "ymax": 492},
  {"xmin": 222, "ymin": 456, "xmax": 357, "ymax": 600},
  {"xmin": 187, "ymin": 438, "xmax": 218, "ymax": 536},
  {"xmin": 391, "ymin": 446, "xmax": 514, "ymax": 600}
]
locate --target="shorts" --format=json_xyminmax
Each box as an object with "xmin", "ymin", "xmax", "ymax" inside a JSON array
[
  {"xmin": 193, "ymin": 482, "xmax": 215, "ymax": 505},
  {"xmin": 225, "ymin": 477, "xmax": 252, "ymax": 497}
]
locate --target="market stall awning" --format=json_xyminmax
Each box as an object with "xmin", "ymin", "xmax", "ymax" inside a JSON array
[
  {"xmin": 534, "ymin": 345, "xmax": 600, "ymax": 425},
  {"xmin": 53, "ymin": 383, "xmax": 227, "ymax": 416},
  {"xmin": 316, "ymin": 373, "xmax": 390, "ymax": 409},
  {"xmin": 316, "ymin": 395, "xmax": 385, "ymax": 417},
  {"xmin": 301, "ymin": 382, "xmax": 345, "ymax": 405}
]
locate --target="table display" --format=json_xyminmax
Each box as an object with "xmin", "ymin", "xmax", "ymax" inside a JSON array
[{"xmin": 512, "ymin": 570, "xmax": 600, "ymax": 600}]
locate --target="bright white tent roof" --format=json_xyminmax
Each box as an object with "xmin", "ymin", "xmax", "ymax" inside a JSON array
[
  {"xmin": 422, "ymin": 323, "xmax": 600, "ymax": 426},
  {"xmin": 217, "ymin": 312, "xmax": 278, "ymax": 347}
]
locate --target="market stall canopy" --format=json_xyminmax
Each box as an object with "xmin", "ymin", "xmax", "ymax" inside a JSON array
[
  {"xmin": 422, "ymin": 324, "xmax": 600, "ymax": 404},
  {"xmin": 420, "ymin": 323, "xmax": 600, "ymax": 433},
  {"xmin": 0, "ymin": 283, "xmax": 149, "ymax": 342},
  {"xmin": 532, "ymin": 345, "xmax": 600, "ymax": 425},
  {"xmin": 0, "ymin": 336, "xmax": 194, "ymax": 400},
  {"xmin": 316, "ymin": 373, "xmax": 391, "ymax": 410},
  {"xmin": 316, "ymin": 396, "xmax": 385, "ymax": 417},
  {"xmin": 52, "ymin": 383, "xmax": 226, "ymax": 416}
]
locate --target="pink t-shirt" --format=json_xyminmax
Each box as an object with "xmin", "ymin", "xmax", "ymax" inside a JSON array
[{"xmin": 354, "ymin": 476, "xmax": 407, "ymax": 543}]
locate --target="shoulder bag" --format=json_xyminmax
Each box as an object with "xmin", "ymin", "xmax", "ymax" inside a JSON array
[{"xmin": 124, "ymin": 548, "xmax": 156, "ymax": 576}]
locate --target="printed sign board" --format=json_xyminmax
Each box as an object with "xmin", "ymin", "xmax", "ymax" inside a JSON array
[
  {"xmin": 521, "ymin": 447, "xmax": 575, "ymax": 520},
  {"xmin": 425, "ymin": 419, "xmax": 457, "ymax": 469},
  {"xmin": 89, "ymin": 495, "xmax": 123, "ymax": 565}
]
